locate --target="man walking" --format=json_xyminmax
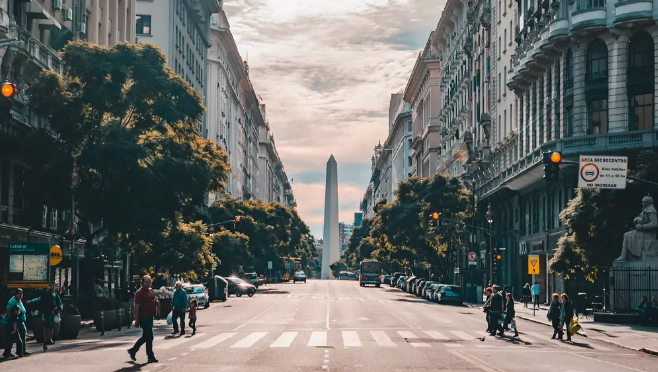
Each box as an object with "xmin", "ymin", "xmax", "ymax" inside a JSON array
[
  {"xmin": 128, "ymin": 275, "xmax": 158, "ymax": 363},
  {"xmin": 31, "ymin": 283, "xmax": 63, "ymax": 350},
  {"xmin": 171, "ymin": 282, "xmax": 189, "ymax": 336},
  {"xmin": 532, "ymin": 282, "xmax": 541, "ymax": 309},
  {"xmin": 488, "ymin": 285, "xmax": 505, "ymax": 336}
]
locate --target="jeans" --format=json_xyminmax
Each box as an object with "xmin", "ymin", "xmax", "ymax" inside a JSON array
[
  {"xmin": 172, "ymin": 308, "xmax": 185, "ymax": 333},
  {"xmin": 551, "ymin": 319, "xmax": 563, "ymax": 339},
  {"xmin": 3, "ymin": 323, "xmax": 25, "ymax": 356},
  {"xmin": 189, "ymin": 317, "xmax": 196, "ymax": 332},
  {"xmin": 130, "ymin": 317, "xmax": 154, "ymax": 359},
  {"xmin": 489, "ymin": 311, "xmax": 503, "ymax": 334},
  {"xmin": 533, "ymin": 295, "xmax": 540, "ymax": 308}
]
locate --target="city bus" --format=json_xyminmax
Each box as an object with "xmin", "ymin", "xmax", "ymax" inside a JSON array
[{"xmin": 359, "ymin": 259, "xmax": 382, "ymax": 287}]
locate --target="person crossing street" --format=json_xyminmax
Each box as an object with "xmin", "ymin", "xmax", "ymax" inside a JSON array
[
  {"xmin": 128, "ymin": 275, "xmax": 158, "ymax": 364},
  {"xmin": 171, "ymin": 282, "xmax": 189, "ymax": 336}
]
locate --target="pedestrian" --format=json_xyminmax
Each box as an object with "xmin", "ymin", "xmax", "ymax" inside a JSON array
[
  {"xmin": 2, "ymin": 288, "xmax": 31, "ymax": 358},
  {"xmin": 489, "ymin": 285, "xmax": 504, "ymax": 336},
  {"xmin": 548, "ymin": 293, "xmax": 562, "ymax": 340},
  {"xmin": 532, "ymin": 282, "xmax": 540, "ymax": 309},
  {"xmin": 188, "ymin": 297, "xmax": 198, "ymax": 336},
  {"xmin": 7, "ymin": 306, "xmax": 23, "ymax": 357},
  {"xmin": 30, "ymin": 283, "xmax": 63, "ymax": 350},
  {"xmin": 522, "ymin": 283, "xmax": 531, "ymax": 308},
  {"xmin": 171, "ymin": 281, "xmax": 189, "ymax": 336},
  {"xmin": 503, "ymin": 293, "xmax": 517, "ymax": 336},
  {"xmin": 561, "ymin": 293, "xmax": 574, "ymax": 342},
  {"xmin": 127, "ymin": 275, "xmax": 158, "ymax": 364},
  {"xmin": 635, "ymin": 295, "xmax": 651, "ymax": 325},
  {"xmin": 483, "ymin": 287, "xmax": 492, "ymax": 332}
]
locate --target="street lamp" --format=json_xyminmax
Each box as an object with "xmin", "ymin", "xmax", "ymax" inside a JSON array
[{"xmin": 486, "ymin": 204, "xmax": 493, "ymax": 284}]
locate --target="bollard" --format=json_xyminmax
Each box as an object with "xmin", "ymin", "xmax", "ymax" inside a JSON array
[
  {"xmin": 127, "ymin": 306, "xmax": 132, "ymax": 329},
  {"xmin": 117, "ymin": 308, "xmax": 123, "ymax": 331},
  {"xmin": 100, "ymin": 310, "xmax": 105, "ymax": 336}
]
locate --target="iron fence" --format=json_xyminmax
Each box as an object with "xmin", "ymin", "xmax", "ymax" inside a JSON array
[{"xmin": 609, "ymin": 267, "xmax": 658, "ymax": 312}]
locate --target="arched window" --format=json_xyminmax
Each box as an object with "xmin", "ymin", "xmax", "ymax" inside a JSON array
[
  {"xmin": 587, "ymin": 39, "xmax": 608, "ymax": 80},
  {"xmin": 628, "ymin": 31, "xmax": 654, "ymax": 131},
  {"xmin": 585, "ymin": 40, "xmax": 609, "ymax": 134}
]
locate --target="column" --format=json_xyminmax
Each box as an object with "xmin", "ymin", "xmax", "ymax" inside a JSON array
[
  {"xmin": 607, "ymin": 33, "xmax": 630, "ymax": 133},
  {"xmin": 572, "ymin": 44, "xmax": 588, "ymax": 136},
  {"xmin": 653, "ymin": 28, "xmax": 658, "ymax": 129},
  {"xmin": 89, "ymin": 0, "xmax": 99, "ymax": 44}
]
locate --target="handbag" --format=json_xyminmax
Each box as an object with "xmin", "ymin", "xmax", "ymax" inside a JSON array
[
  {"xmin": 510, "ymin": 319, "xmax": 517, "ymax": 329},
  {"xmin": 166, "ymin": 311, "xmax": 173, "ymax": 326}
]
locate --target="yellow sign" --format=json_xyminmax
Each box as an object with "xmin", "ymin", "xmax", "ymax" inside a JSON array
[
  {"xmin": 50, "ymin": 245, "xmax": 63, "ymax": 266},
  {"xmin": 528, "ymin": 255, "xmax": 540, "ymax": 275}
]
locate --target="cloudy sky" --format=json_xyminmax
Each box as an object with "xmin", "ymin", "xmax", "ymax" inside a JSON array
[{"xmin": 224, "ymin": 0, "xmax": 445, "ymax": 237}]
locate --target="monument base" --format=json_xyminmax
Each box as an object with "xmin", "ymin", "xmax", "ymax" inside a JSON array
[{"xmin": 613, "ymin": 240, "xmax": 658, "ymax": 269}]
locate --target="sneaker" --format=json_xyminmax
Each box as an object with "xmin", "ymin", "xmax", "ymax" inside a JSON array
[
  {"xmin": 43, "ymin": 344, "xmax": 48, "ymax": 351},
  {"xmin": 3, "ymin": 353, "xmax": 16, "ymax": 359},
  {"xmin": 180, "ymin": 331, "xmax": 185, "ymax": 336},
  {"xmin": 191, "ymin": 330, "xmax": 196, "ymax": 336},
  {"xmin": 147, "ymin": 357, "xmax": 158, "ymax": 363},
  {"xmin": 23, "ymin": 351, "xmax": 31, "ymax": 356},
  {"xmin": 127, "ymin": 349, "xmax": 136, "ymax": 362},
  {"xmin": 171, "ymin": 331, "xmax": 178, "ymax": 335},
  {"xmin": 47, "ymin": 340, "xmax": 55, "ymax": 345}
]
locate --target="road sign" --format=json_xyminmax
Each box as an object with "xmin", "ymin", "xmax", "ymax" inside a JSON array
[
  {"xmin": 528, "ymin": 255, "xmax": 540, "ymax": 275},
  {"xmin": 578, "ymin": 155, "xmax": 628, "ymax": 189},
  {"xmin": 267, "ymin": 261, "xmax": 272, "ymax": 269},
  {"xmin": 50, "ymin": 245, "xmax": 63, "ymax": 266},
  {"xmin": 468, "ymin": 251, "xmax": 477, "ymax": 266}
]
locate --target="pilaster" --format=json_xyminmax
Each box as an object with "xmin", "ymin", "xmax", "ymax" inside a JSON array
[
  {"xmin": 572, "ymin": 45, "xmax": 588, "ymax": 136},
  {"xmin": 607, "ymin": 33, "xmax": 630, "ymax": 133}
]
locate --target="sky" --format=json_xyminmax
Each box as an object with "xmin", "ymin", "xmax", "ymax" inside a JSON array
[{"xmin": 224, "ymin": 0, "xmax": 445, "ymax": 238}]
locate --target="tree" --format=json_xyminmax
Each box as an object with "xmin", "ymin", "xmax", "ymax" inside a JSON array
[
  {"xmin": 344, "ymin": 218, "xmax": 373, "ymax": 267},
  {"xmin": 549, "ymin": 150, "xmax": 658, "ymax": 281},
  {"xmin": 330, "ymin": 260, "xmax": 348, "ymax": 278},
  {"xmin": 211, "ymin": 230, "xmax": 252, "ymax": 276},
  {"xmin": 21, "ymin": 42, "xmax": 231, "ymax": 273}
]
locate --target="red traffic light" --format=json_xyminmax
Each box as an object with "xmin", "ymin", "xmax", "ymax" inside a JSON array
[{"xmin": 1, "ymin": 81, "xmax": 17, "ymax": 98}]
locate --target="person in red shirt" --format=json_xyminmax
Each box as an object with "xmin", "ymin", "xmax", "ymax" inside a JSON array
[{"xmin": 127, "ymin": 275, "xmax": 158, "ymax": 363}]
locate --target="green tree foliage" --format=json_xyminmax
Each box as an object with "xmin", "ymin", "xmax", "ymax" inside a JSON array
[
  {"xmin": 19, "ymin": 42, "xmax": 231, "ymax": 277},
  {"xmin": 211, "ymin": 230, "xmax": 252, "ymax": 276},
  {"xmin": 550, "ymin": 150, "xmax": 658, "ymax": 281},
  {"xmin": 344, "ymin": 218, "xmax": 373, "ymax": 267},
  {"xmin": 330, "ymin": 260, "xmax": 348, "ymax": 278}
]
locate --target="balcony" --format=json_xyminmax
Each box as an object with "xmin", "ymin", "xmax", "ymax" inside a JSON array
[
  {"xmin": 615, "ymin": 0, "xmax": 653, "ymax": 24},
  {"xmin": 572, "ymin": 1, "xmax": 607, "ymax": 33},
  {"xmin": 548, "ymin": 18, "xmax": 570, "ymax": 44}
]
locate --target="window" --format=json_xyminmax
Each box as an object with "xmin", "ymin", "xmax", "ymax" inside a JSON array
[
  {"xmin": 629, "ymin": 93, "xmax": 653, "ymax": 131},
  {"xmin": 564, "ymin": 106, "xmax": 573, "ymax": 137},
  {"xmin": 136, "ymin": 15, "xmax": 151, "ymax": 35},
  {"xmin": 503, "ymin": 110, "xmax": 507, "ymax": 137},
  {"xmin": 408, "ymin": 156, "xmax": 412, "ymax": 167},
  {"xmin": 564, "ymin": 49, "xmax": 573, "ymax": 88},
  {"xmin": 627, "ymin": 31, "xmax": 654, "ymax": 130},
  {"xmin": 587, "ymin": 39, "xmax": 607, "ymax": 80},
  {"xmin": 504, "ymin": 29, "xmax": 507, "ymax": 51},
  {"xmin": 498, "ymin": 36, "xmax": 501, "ymax": 59},
  {"xmin": 588, "ymin": 99, "xmax": 608, "ymax": 134}
]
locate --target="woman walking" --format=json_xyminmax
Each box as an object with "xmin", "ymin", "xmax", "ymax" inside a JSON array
[
  {"xmin": 561, "ymin": 293, "xmax": 574, "ymax": 342},
  {"xmin": 522, "ymin": 284, "xmax": 531, "ymax": 308},
  {"xmin": 548, "ymin": 293, "xmax": 562, "ymax": 340},
  {"xmin": 504, "ymin": 293, "xmax": 518, "ymax": 337},
  {"xmin": 2, "ymin": 289, "xmax": 32, "ymax": 358}
]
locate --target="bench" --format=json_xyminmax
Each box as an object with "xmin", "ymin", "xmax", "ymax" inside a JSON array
[{"xmin": 593, "ymin": 312, "xmax": 641, "ymax": 325}]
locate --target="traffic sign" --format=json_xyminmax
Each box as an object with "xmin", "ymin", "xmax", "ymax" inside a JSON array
[
  {"xmin": 468, "ymin": 251, "xmax": 477, "ymax": 266},
  {"xmin": 268, "ymin": 261, "xmax": 272, "ymax": 269},
  {"xmin": 578, "ymin": 155, "xmax": 628, "ymax": 189},
  {"xmin": 528, "ymin": 255, "xmax": 540, "ymax": 275},
  {"xmin": 50, "ymin": 245, "xmax": 63, "ymax": 266}
]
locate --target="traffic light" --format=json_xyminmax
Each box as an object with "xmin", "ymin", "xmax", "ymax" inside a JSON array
[
  {"xmin": 235, "ymin": 216, "xmax": 241, "ymax": 223},
  {"xmin": 430, "ymin": 212, "xmax": 442, "ymax": 227},
  {"xmin": 1, "ymin": 81, "xmax": 17, "ymax": 124},
  {"xmin": 543, "ymin": 151, "xmax": 562, "ymax": 180}
]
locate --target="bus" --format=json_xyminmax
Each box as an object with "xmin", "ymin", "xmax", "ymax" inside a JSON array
[{"xmin": 359, "ymin": 259, "xmax": 382, "ymax": 287}]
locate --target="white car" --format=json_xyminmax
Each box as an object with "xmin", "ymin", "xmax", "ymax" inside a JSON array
[{"xmin": 184, "ymin": 284, "xmax": 209, "ymax": 308}]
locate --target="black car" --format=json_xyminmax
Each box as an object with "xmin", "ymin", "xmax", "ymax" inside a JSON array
[
  {"xmin": 381, "ymin": 275, "xmax": 391, "ymax": 285},
  {"xmin": 226, "ymin": 277, "xmax": 257, "ymax": 297}
]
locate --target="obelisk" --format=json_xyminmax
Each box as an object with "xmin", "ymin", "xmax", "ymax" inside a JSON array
[{"xmin": 321, "ymin": 155, "xmax": 340, "ymax": 279}]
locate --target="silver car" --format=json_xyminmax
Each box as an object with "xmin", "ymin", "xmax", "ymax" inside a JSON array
[{"xmin": 184, "ymin": 284, "xmax": 209, "ymax": 308}]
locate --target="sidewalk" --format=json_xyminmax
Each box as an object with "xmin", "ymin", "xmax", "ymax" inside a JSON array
[
  {"xmin": 25, "ymin": 318, "xmax": 170, "ymax": 345},
  {"xmin": 513, "ymin": 301, "xmax": 658, "ymax": 356}
]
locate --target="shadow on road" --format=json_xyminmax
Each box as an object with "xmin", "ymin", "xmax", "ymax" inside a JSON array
[
  {"xmin": 256, "ymin": 290, "xmax": 290, "ymax": 294},
  {"xmin": 114, "ymin": 361, "xmax": 150, "ymax": 371}
]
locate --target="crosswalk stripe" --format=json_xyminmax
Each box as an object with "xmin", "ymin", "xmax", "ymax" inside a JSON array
[
  {"xmin": 476, "ymin": 344, "xmax": 495, "ymax": 348},
  {"xmin": 397, "ymin": 330, "xmax": 418, "ymax": 339},
  {"xmin": 308, "ymin": 331, "xmax": 328, "ymax": 347},
  {"xmin": 445, "ymin": 344, "xmax": 464, "ymax": 348},
  {"xmin": 378, "ymin": 299, "xmax": 383, "ymax": 303},
  {"xmin": 449, "ymin": 331, "xmax": 476, "ymax": 340},
  {"xmin": 154, "ymin": 334, "xmax": 204, "ymax": 350},
  {"xmin": 359, "ymin": 298, "xmax": 364, "ymax": 302},
  {"xmin": 191, "ymin": 332, "xmax": 236, "ymax": 349},
  {"xmin": 270, "ymin": 332, "xmax": 298, "ymax": 348},
  {"xmin": 231, "ymin": 332, "xmax": 268, "ymax": 348},
  {"xmin": 410, "ymin": 342, "xmax": 430, "ymax": 347},
  {"xmin": 424, "ymin": 331, "xmax": 449, "ymax": 340},
  {"xmin": 342, "ymin": 331, "xmax": 361, "ymax": 347},
  {"xmin": 371, "ymin": 331, "xmax": 396, "ymax": 347}
]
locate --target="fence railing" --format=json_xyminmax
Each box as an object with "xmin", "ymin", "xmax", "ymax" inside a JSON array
[{"xmin": 609, "ymin": 267, "xmax": 658, "ymax": 312}]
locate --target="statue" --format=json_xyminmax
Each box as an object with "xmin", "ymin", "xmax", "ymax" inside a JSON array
[{"xmin": 615, "ymin": 195, "xmax": 658, "ymax": 263}]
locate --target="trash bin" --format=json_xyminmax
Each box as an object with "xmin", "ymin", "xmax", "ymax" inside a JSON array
[
  {"xmin": 208, "ymin": 276, "xmax": 228, "ymax": 302},
  {"xmin": 153, "ymin": 291, "xmax": 172, "ymax": 320},
  {"xmin": 576, "ymin": 292, "xmax": 588, "ymax": 315}
]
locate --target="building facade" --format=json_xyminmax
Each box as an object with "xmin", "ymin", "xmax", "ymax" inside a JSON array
[
  {"xmin": 206, "ymin": 9, "xmax": 295, "ymax": 206},
  {"xmin": 339, "ymin": 222, "xmax": 354, "ymax": 254}
]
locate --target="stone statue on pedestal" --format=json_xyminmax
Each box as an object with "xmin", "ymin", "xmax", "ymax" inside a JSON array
[{"xmin": 615, "ymin": 196, "xmax": 658, "ymax": 265}]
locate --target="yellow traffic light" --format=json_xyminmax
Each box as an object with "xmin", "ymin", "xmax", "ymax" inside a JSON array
[
  {"xmin": 235, "ymin": 216, "xmax": 241, "ymax": 222},
  {"xmin": 432, "ymin": 212, "xmax": 439, "ymax": 220},
  {"xmin": 376, "ymin": 242, "xmax": 381, "ymax": 248},
  {"xmin": 1, "ymin": 81, "xmax": 16, "ymax": 98},
  {"xmin": 551, "ymin": 152, "xmax": 562, "ymax": 163},
  {"xmin": 496, "ymin": 254, "xmax": 502, "ymax": 260}
]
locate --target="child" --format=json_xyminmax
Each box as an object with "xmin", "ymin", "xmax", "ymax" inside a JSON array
[
  {"xmin": 9, "ymin": 305, "xmax": 24, "ymax": 357},
  {"xmin": 188, "ymin": 298, "xmax": 198, "ymax": 335}
]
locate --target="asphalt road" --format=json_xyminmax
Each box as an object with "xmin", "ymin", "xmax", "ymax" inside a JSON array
[{"xmin": 3, "ymin": 279, "xmax": 656, "ymax": 372}]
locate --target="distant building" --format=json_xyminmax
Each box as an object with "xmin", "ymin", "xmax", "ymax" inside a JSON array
[
  {"xmin": 339, "ymin": 222, "xmax": 354, "ymax": 254},
  {"xmin": 354, "ymin": 212, "xmax": 363, "ymax": 228}
]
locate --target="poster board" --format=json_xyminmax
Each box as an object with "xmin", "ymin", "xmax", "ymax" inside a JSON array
[{"xmin": 7, "ymin": 243, "xmax": 50, "ymax": 288}]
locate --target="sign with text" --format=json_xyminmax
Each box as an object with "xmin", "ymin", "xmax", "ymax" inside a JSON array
[
  {"xmin": 8, "ymin": 243, "xmax": 50, "ymax": 288},
  {"xmin": 578, "ymin": 155, "xmax": 628, "ymax": 189},
  {"xmin": 268, "ymin": 261, "xmax": 273, "ymax": 269},
  {"xmin": 50, "ymin": 245, "xmax": 63, "ymax": 266},
  {"xmin": 468, "ymin": 251, "xmax": 477, "ymax": 266},
  {"xmin": 528, "ymin": 255, "xmax": 540, "ymax": 275}
]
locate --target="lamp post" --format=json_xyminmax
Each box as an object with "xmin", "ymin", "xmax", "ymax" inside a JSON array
[
  {"xmin": 486, "ymin": 204, "xmax": 493, "ymax": 284},
  {"xmin": 71, "ymin": 156, "xmax": 79, "ymax": 304}
]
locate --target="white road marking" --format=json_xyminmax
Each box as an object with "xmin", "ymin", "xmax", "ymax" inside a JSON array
[
  {"xmin": 476, "ymin": 344, "xmax": 495, "ymax": 348},
  {"xmin": 231, "ymin": 332, "xmax": 268, "ymax": 348},
  {"xmin": 397, "ymin": 330, "xmax": 418, "ymax": 339},
  {"xmin": 450, "ymin": 331, "xmax": 476, "ymax": 340},
  {"xmin": 154, "ymin": 334, "xmax": 204, "ymax": 350},
  {"xmin": 342, "ymin": 331, "xmax": 362, "ymax": 347},
  {"xmin": 371, "ymin": 331, "xmax": 396, "ymax": 347},
  {"xmin": 410, "ymin": 342, "xmax": 431, "ymax": 347},
  {"xmin": 445, "ymin": 344, "xmax": 464, "ymax": 348},
  {"xmin": 359, "ymin": 298, "xmax": 364, "ymax": 302},
  {"xmin": 378, "ymin": 299, "xmax": 383, "ymax": 303},
  {"xmin": 287, "ymin": 295, "xmax": 291, "ymax": 298},
  {"xmin": 270, "ymin": 332, "xmax": 298, "ymax": 348},
  {"xmin": 308, "ymin": 331, "xmax": 328, "ymax": 347},
  {"xmin": 425, "ymin": 330, "xmax": 449, "ymax": 340},
  {"xmin": 191, "ymin": 332, "xmax": 236, "ymax": 349},
  {"xmin": 312, "ymin": 296, "xmax": 316, "ymax": 299}
]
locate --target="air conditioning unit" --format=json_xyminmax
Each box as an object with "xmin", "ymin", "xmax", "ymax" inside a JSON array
[
  {"xmin": 53, "ymin": 0, "xmax": 63, "ymax": 11},
  {"xmin": 64, "ymin": 7, "xmax": 73, "ymax": 21},
  {"xmin": 80, "ymin": 22, "xmax": 86, "ymax": 34}
]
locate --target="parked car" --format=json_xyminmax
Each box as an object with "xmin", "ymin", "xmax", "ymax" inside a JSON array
[
  {"xmin": 405, "ymin": 276, "xmax": 416, "ymax": 292},
  {"xmin": 391, "ymin": 272, "xmax": 404, "ymax": 287},
  {"xmin": 432, "ymin": 284, "xmax": 447, "ymax": 302},
  {"xmin": 421, "ymin": 281, "xmax": 436, "ymax": 298},
  {"xmin": 426, "ymin": 283, "xmax": 443, "ymax": 301},
  {"xmin": 226, "ymin": 277, "xmax": 257, "ymax": 297},
  {"xmin": 436, "ymin": 285, "xmax": 463, "ymax": 304},
  {"xmin": 416, "ymin": 280, "xmax": 428, "ymax": 297},
  {"xmin": 183, "ymin": 284, "xmax": 209, "ymax": 309},
  {"xmin": 397, "ymin": 276, "xmax": 407, "ymax": 288},
  {"xmin": 381, "ymin": 275, "xmax": 391, "ymax": 285},
  {"xmin": 293, "ymin": 271, "xmax": 307, "ymax": 283},
  {"xmin": 243, "ymin": 272, "xmax": 261, "ymax": 287}
]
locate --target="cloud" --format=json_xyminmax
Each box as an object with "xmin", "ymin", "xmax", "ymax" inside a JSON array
[{"xmin": 224, "ymin": 0, "xmax": 444, "ymax": 236}]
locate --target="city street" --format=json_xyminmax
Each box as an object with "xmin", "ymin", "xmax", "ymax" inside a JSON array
[{"xmin": 1, "ymin": 280, "xmax": 656, "ymax": 371}]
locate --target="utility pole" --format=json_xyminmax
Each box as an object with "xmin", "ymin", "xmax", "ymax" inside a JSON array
[{"xmin": 486, "ymin": 204, "xmax": 493, "ymax": 284}]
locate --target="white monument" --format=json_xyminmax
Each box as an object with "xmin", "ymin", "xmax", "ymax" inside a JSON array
[{"xmin": 321, "ymin": 155, "xmax": 340, "ymax": 279}]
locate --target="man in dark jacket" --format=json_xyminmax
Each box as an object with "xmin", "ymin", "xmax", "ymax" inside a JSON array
[
  {"xmin": 489, "ymin": 285, "xmax": 505, "ymax": 336},
  {"xmin": 31, "ymin": 283, "xmax": 63, "ymax": 350}
]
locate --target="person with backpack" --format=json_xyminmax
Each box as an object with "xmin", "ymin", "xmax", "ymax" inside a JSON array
[
  {"xmin": 30, "ymin": 283, "xmax": 63, "ymax": 350},
  {"xmin": 128, "ymin": 275, "xmax": 158, "ymax": 364}
]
